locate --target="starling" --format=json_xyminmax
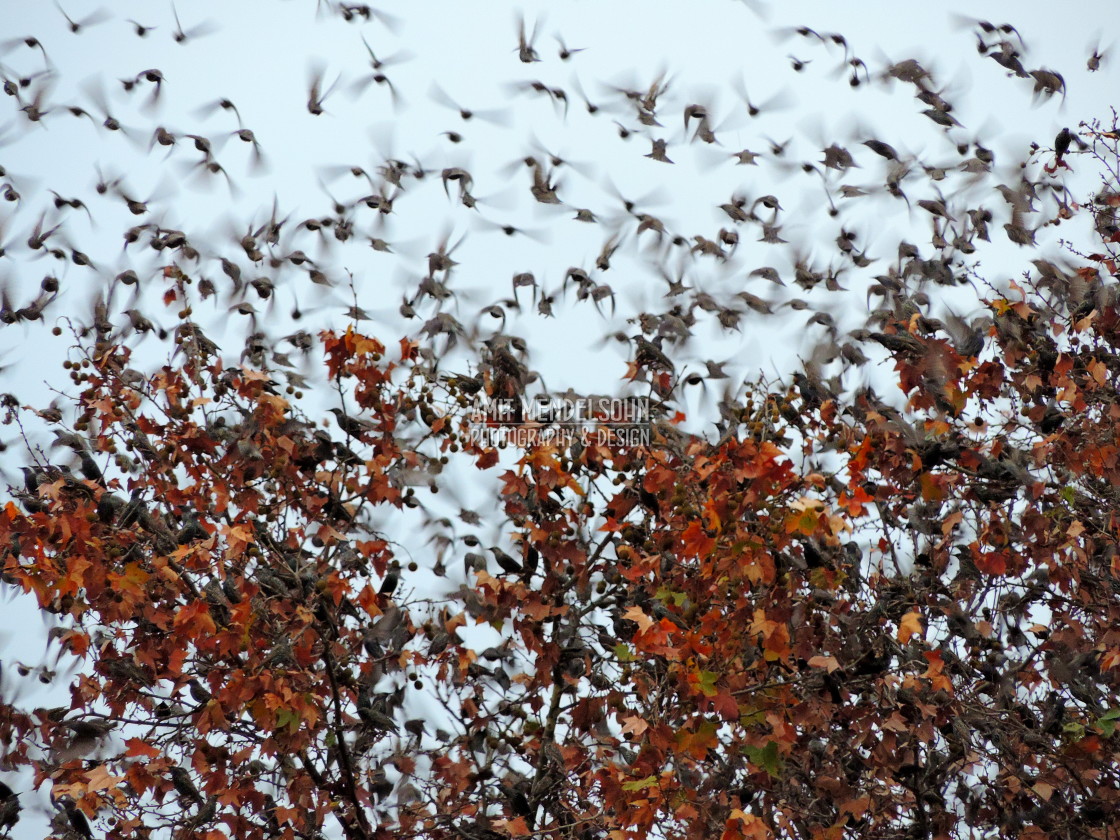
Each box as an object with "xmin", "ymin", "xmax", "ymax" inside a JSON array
[
  {"xmin": 1054, "ymin": 127, "xmax": 1073, "ymax": 163},
  {"xmin": 59, "ymin": 800, "xmax": 93, "ymax": 839},
  {"xmin": 490, "ymin": 547, "xmax": 523, "ymax": 576},
  {"xmin": 329, "ymin": 407, "xmax": 376, "ymax": 439},
  {"xmin": 378, "ymin": 561, "xmax": 400, "ymax": 596},
  {"xmin": 0, "ymin": 781, "xmax": 19, "ymax": 833}
]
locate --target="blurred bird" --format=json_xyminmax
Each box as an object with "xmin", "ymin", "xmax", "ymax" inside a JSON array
[
  {"xmin": 55, "ymin": 3, "xmax": 110, "ymax": 34},
  {"xmin": 171, "ymin": 2, "xmax": 217, "ymax": 44},
  {"xmin": 515, "ymin": 13, "xmax": 542, "ymax": 63},
  {"xmin": 307, "ymin": 63, "xmax": 342, "ymax": 115}
]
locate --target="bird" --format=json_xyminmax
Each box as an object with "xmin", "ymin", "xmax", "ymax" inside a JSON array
[
  {"xmin": 307, "ymin": 63, "xmax": 342, "ymax": 115},
  {"xmin": 54, "ymin": 3, "xmax": 110, "ymax": 34},
  {"xmin": 645, "ymin": 138, "xmax": 673, "ymax": 163},
  {"xmin": 54, "ymin": 797, "xmax": 93, "ymax": 839},
  {"xmin": 515, "ymin": 13, "xmax": 541, "ymax": 63},
  {"xmin": 0, "ymin": 781, "xmax": 19, "ymax": 834},
  {"xmin": 126, "ymin": 19, "xmax": 156, "ymax": 37},
  {"xmin": 555, "ymin": 34, "xmax": 586, "ymax": 61},
  {"xmin": 1087, "ymin": 44, "xmax": 1107, "ymax": 72},
  {"xmin": 632, "ymin": 335, "xmax": 674, "ymax": 373},
  {"xmin": 378, "ymin": 560, "xmax": 400, "ymax": 596},
  {"xmin": 328, "ymin": 407, "xmax": 376, "ymax": 439},
  {"xmin": 863, "ymin": 139, "xmax": 900, "ymax": 161},
  {"xmin": 170, "ymin": 2, "xmax": 217, "ymax": 43},
  {"xmin": 490, "ymin": 546, "xmax": 523, "ymax": 576},
  {"xmin": 1053, "ymin": 127, "xmax": 1074, "ymax": 164},
  {"xmin": 169, "ymin": 767, "xmax": 202, "ymax": 805}
]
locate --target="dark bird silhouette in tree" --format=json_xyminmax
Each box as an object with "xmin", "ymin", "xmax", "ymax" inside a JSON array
[
  {"xmin": 1053, "ymin": 127, "xmax": 1075, "ymax": 166},
  {"xmin": 0, "ymin": 781, "xmax": 20, "ymax": 834},
  {"xmin": 490, "ymin": 546, "xmax": 523, "ymax": 577},
  {"xmin": 329, "ymin": 407, "xmax": 376, "ymax": 439},
  {"xmin": 54, "ymin": 797, "xmax": 93, "ymax": 839}
]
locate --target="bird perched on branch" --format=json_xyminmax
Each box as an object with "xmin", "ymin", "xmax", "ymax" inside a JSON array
[
  {"xmin": 329, "ymin": 407, "xmax": 376, "ymax": 439},
  {"xmin": 490, "ymin": 546, "xmax": 523, "ymax": 577},
  {"xmin": 1054, "ymin": 127, "xmax": 1073, "ymax": 164}
]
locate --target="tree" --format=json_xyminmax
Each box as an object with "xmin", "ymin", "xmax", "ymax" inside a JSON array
[{"xmin": 3, "ymin": 4, "xmax": 1120, "ymax": 840}]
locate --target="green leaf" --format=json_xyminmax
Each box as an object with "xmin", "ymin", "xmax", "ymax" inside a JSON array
[
  {"xmin": 274, "ymin": 708, "xmax": 298, "ymax": 734},
  {"xmin": 697, "ymin": 670, "xmax": 720, "ymax": 697},
  {"xmin": 621, "ymin": 775, "xmax": 658, "ymax": 792},
  {"xmin": 656, "ymin": 586, "xmax": 688, "ymax": 607},
  {"xmin": 614, "ymin": 643, "xmax": 635, "ymax": 662},
  {"xmin": 1094, "ymin": 708, "xmax": 1120, "ymax": 736},
  {"xmin": 743, "ymin": 741, "xmax": 782, "ymax": 778},
  {"xmin": 739, "ymin": 708, "xmax": 765, "ymax": 727}
]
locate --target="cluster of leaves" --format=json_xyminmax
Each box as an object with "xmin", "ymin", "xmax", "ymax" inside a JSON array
[{"xmin": 0, "ymin": 307, "xmax": 460, "ymax": 839}]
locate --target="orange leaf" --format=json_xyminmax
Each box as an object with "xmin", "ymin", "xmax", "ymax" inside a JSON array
[
  {"xmin": 680, "ymin": 520, "xmax": 716, "ymax": 558},
  {"xmin": 85, "ymin": 764, "xmax": 126, "ymax": 793},
  {"xmin": 808, "ymin": 655, "xmax": 841, "ymax": 673},
  {"xmin": 840, "ymin": 795, "xmax": 870, "ymax": 817},
  {"xmin": 623, "ymin": 606, "xmax": 654, "ymax": 634},
  {"xmin": 918, "ymin": 472, "xmax": 944, "ymax": 502},
  {"xmin": 495, "ymin": 817, "xmax": 532, "ymax": 836},
  {"xmin": 897, "ymin": 611, "xmax": 923, "ymax": 644},
  {"xmin": 124, "ymin": 738, "xmax": 160, "ymax": 759},
  {"xmin": 620, "ymin": 716, "xmax": 649, "ymax": 739}
]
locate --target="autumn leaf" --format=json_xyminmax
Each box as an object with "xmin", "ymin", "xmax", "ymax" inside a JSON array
[
  {"xmin": 621, "ymin": 775, "xmax": 659, "ymax": 792},
  {"xmin": 897, "ymin": 611, "xmax": 923, "ymax": 644},
  {"xmin": 742, "ymin": 741, "xmax": 782, "ymax": 778},
  {"xmin": 85, "ymin": 764, "xmax": 126, "ymax": 793},
  {"xmin": 124, "ymin": 738, "xmax": 161, "ymax": 759},
  {"xmin": 807, "ymin": 654, "xmax": 841, "ymax": 673},
  {"xmin": 623, "ymin": 605, "xmax": 654, "ymax": 634},
  {"xmin": 1033, "ymin": 782, "xmax": 1054, "ymax": 802}
]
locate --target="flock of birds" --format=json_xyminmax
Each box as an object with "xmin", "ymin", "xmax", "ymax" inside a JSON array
[
  {"xmin": 0, "ymin": 3, "xmax": 1101, "ymax": 427},
  {"xmin": 0, "ymin": 1, "xmax": 1111, "ymax": 836}
]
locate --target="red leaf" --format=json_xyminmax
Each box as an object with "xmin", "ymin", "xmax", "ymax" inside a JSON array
[{"xmin": 124, "ymin": 738, "xmax": 161, "ymax": 759}]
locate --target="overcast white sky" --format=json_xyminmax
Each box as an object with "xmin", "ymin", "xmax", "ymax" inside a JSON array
[{"xmin": 1, "ymin": 0, "xmax": 1118, "ymax": 834}]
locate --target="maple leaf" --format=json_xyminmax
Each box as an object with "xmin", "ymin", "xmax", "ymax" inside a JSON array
[
  {"xmin": 622, "ymin": 606, "xmax": 654, "ymax": 634},
  {"xmin": 807, "ymin": 654, "xmax": 841, "ymax": 673},
  {"xmin": 85, "ymin": 764, "xmax": 126, "ymax": 794},
  {"xmin": 897, "ymin": 611, "xmax": 923, "ymax": 644},
  {"xmin": 124, "ymin": 738, "xmax": 161, "ymax": 759}
]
